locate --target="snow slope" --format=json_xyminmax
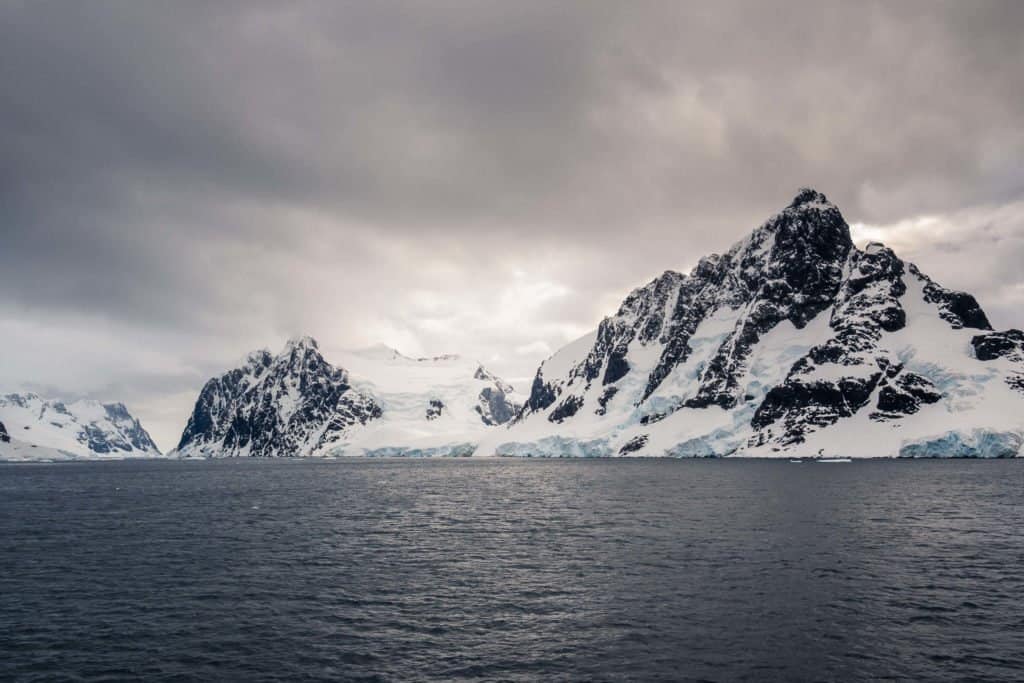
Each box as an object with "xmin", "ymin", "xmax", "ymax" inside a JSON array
[
  {"xmin": 330, "ymin": 345, "xmax": 524, "ymax": 456},
  {"xmin": 173, "ymin": 338, "xmax": 523, "ymax": 457},
  {"xmin": 0, "ymin": 393, "xmax": 162, "ymax": 460},
  {"xmin": 0, "ymin": 434, "xmax": 79, "ymax": 462},
  {"xmin": 479, "ymin": 189, "xmax": 1024, "ymax": 458}
]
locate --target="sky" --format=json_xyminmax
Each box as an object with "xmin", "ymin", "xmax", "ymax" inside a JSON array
[{"xmin": 1, "ymin": 1, "xmax": 1023, "ymax": 451}]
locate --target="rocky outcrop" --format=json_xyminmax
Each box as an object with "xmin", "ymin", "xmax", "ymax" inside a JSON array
[
  {"xmin": 473, "ymin": 366, "xmax": 520, "ymax": 425},
  {"xmin": 496, "ymin": 188, "xmax": 1024, "ymax": 458},
  {"xmin": 971, "ymin": 329, "xmax": 1024, "ymax": 395},
  {"xmin": 176, "ymin": 337, "xmax": 381, "ymax": 457},
  {"xmin": 972, "ymin": 329, "xmax": 1024, "ymax": 361},
  {"xmin": 175, "ymin": 339, "xmax": 523, "ymax": 457},
  {"xmin": 0, "ymin": 394, "xmax": 160, "ymax": 457}
]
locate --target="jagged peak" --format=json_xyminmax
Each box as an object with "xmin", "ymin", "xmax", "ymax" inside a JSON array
[
  {"xmin": 619, "ymin": 270, "xmax": 685, "ymax": 310},
  {"xmin": 102, "ymin": 401, "xmax": 130, "ymax": 416},
  {"xmin": 283, "ymin": 335, "xmax": 320, "ymax": 353},
  {"xmin": 245, "ymin": 348, "xmax": 273, "ymax": 366},
  {"xmin": 788, "ymin": 187, "xmax": 833, "ymax": 209},
  {"xmin": 475, "ymin": 364, "xmax": 506, "ymax": 382},
  {"xmin": 474, "ymin": 364, "xmax": 516, "ymax": 395},
  {"xmin": 862, "ymin": 241, "xmax": 891, "ymax": 256},
  {"xmin": 752, "ymin": 186, "xmax": 852, "ymax": 254},
  {"xmin": 692, "ymin": 253, "xmax": 723, "ymax": 279}
]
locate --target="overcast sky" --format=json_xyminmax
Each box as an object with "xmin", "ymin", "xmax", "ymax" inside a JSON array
[{"xmin": 2, "ymin": 1, "xmax": 1023, "ymax": 450}]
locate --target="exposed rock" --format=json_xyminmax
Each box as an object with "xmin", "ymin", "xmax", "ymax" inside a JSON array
[
  {"xmin": 972, "ymin": 329, "xmax": 1024, "ymax": 361},
  {"xmin": 176, "ymin": 337, "xmax": 381, "ymax": 457},
  {"xmin": 912, "ymin": 264, "xmax": 992, "ymax": 330},
  {"xmin": 0, "ymin": 393, "xmax": 160, "ymax": 457},
  {"xmin": 497, "ymin": 188, "xmax": 1024, "ymax": 458},
  {"xmin": 426, "ymin": 399, "xmax": 444, "ymax": 421},
  {"xmin": 619, "ymin": 434, "xmax": 649, "ymax": 455}
]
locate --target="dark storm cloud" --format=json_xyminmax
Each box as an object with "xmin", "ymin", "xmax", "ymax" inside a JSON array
[{"xmin": 1, "ymin": 1, "xmax": 1023, "ymax": 448}]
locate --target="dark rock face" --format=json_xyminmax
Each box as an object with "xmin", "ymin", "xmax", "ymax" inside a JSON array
[
  {"xmin": 602, "ymin": 351, "xmax": 630, "ymax": 386},
  {"xmin": 972, "ymin": 329, "xmax": 1024, "ymax": 361},
  {"xmin": 548, "ymin": 395, "xmax": 583, "ymax": 423},
  {"xmin": 752, "ymin": 374, "xmax": 882, "ymax": 446},
  {"xmin": 972, "ymin": 329, "xmax": 1024, "ymax": 395},
  {"xmin": 0, "ymin": 420, "xmax": 9, "ymax": 443},
  {"xmin": 872, "ymin": 372, "xmax": 942, "ymax": 419},
  {"xmin": 0, "ymin": 393, "xmax": 159, "ymax": 455},
  {"xmin": 750, "ymin": 243, "xmax": 919, "ymax": 445},
  {"xmin": 472, "ymin": 365, "xmax": 520, "ymax": 426},
  {"xmin": 177, "ymin": 337, "xmax": 382, "ymax": 457},
  {"xmin": 524, "ymin": 373, "xmax": 558, "ymax": 414},
  {"xmin": 517, "ymin": 188, "xmax": 1020, "ymax": 453},
  {"xmin": 476, "ymin": 388, "xmax": 513, "ymax": 425},
  {"xmin": 832, "ymin": 243, "xmax": 907, "ymax": 332},
  {"xmin": 522, "ymin": 189, "xmax": 858, "ymax": 421},
  {"xmin": 685, "ymin": 190, "xmax": 854, "ymax": 410},
  {"xmin": 595, "ymin": 386, "xmax": 618, "ymax": 416},
  {"xmin": 177, "ymin": 351, "xmax": 272, "ymax": 448},
  {"xmin": 619, "ymin": 434, "xmax": 649, "ymax": 455},
  {"xmin": 912, "ymin": 264, "xmax": 992, "ymax": 331},
  {"xmin": 426, "ymin": 399, "xmax": 444, "ymax": 420},
  {"xmin": 91, "ymin": 403, "xmax": 160, "ymax": 454}
]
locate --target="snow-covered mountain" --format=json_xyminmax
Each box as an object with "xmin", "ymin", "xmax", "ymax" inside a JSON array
[
  {"xmin": 0, "ymin": 393, "xmax": 161, "ymax": 460},
  {"xmin": 173, "ymin": 337, "xmax": 522, "ymax": 457},
  {"xmin": 480, "ymin": 189, "xmax": 1024, "ymax": 458}
]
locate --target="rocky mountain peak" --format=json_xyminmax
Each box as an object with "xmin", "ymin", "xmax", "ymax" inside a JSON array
[
  {"xmin": 244, "ymin": 349, "xmax": 274, "ymax": 370},
  {"xmin": 505, "ymin": 188, "xmax": 1024, "ymax": 459},
  {"xmin": 0, "ymin": 393, "xmax": 160, "ymax": 456},
  {"xmin": 758, "ymin": 187, "xmax": 851, "ymax": 254},
  {"xmin": 788, "ymin": 187, "xmax": 831, "ymax": 209},
  {"xmin": 282, "ymin": 335, "xmax": 320, "ymax": 353},
  {"xmin": 175, "ymin": 337, "xmax": 381, "ymax": 457},
  {"xmin": 520, "ymin": 189, "xmax": 865, "ymax": 421}
]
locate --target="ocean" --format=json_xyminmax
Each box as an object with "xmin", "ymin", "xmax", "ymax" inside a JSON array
[{"xmin": 2, "ymin": 457, "xmax": 1022, "ymax": 681}]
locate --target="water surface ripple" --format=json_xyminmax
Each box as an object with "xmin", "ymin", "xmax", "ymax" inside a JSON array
[{"xmin": 1, "ymin": 458, "xmax": 1023, "ymax": 681}]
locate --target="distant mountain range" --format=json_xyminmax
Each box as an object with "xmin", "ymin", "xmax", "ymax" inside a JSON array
[
  {"xmin": 0, "ymin": 393, "xmax": 161, "ymax": 461},
  {"xmin": 171, "ymin": 338, "xmax": 523, "ymax": 458},
  {"xmin": 4, "ymin": 189, "xmax": 1022, "ymax": 460}
]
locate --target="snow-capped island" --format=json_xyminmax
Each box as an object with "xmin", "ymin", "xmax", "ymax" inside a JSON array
[
  {"xmin": 482, "ymin": 189, "xmax": 1024, "ymax": 458},
  {"xmin": 171, "ymin": 338, "xmax": 524, "ymax": 458},
  {"xmin": 0, "ymin": 394, "xmax": 162, "ymax": 461},
  {"xmin": 5, "ymin": 189, "xmax": 1022, "ymax": 461}
]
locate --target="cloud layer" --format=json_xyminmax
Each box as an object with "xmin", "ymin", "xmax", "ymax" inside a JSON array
[{"xmin": 2, "ymin": 1, "xmax": 1023, "ymax": 449}]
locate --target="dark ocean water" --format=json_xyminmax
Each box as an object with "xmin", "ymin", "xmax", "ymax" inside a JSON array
[{"xmin": 1, "ymin": 458, "xmax": 1023, "ymax": 682}]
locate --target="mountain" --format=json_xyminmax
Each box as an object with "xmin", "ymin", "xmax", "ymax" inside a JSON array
[
  {"xmin": 481, "ymin": 189, "xmax": 1024, "ymax": 459},
  {"xmin": 174, "ymin": 337, "xmax": 522, "ymax": 457},
  {"xmin": 0, "ymin": 393, "xmax": 161, "ymax": 460},
  {"xmin": 174, "ymin": 337, "xmax": 382, "ymax": 457}
]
